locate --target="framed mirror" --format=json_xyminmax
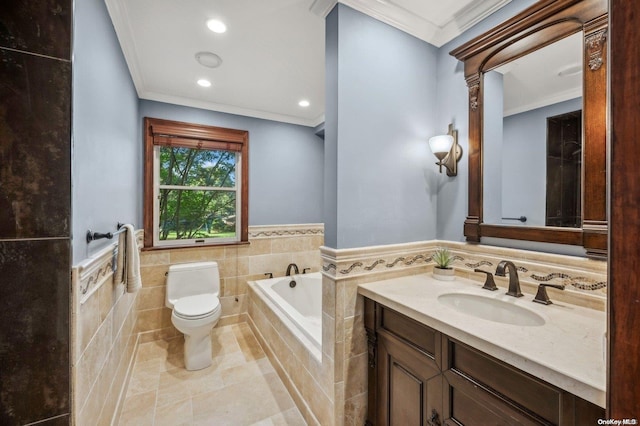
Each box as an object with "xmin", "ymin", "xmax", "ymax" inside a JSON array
[{"xmin": 450, "ymin": 0, "xmax": 608, "ymax": 258}]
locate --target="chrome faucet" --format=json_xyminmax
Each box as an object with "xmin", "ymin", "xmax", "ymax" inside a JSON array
[
  {"xmin": 286, "ymin": 263, "xmax": 299, "ymax": 276},
  {"xmin": 495, "ymin": 260, "xmax": 523, "ymax": 297}
]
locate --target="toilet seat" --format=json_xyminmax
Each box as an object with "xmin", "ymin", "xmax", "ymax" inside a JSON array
[{"xmin": 173, "ymin": 294, "xmax": 220, "ymax": 320}]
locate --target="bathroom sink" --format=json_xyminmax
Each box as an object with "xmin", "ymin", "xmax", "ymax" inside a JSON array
[{"xmin": 437, "ymin": 293, "xmax": 545, "ymax": 326}]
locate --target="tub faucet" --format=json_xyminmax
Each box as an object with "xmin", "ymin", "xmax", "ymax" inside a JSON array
[
  {"xmin": 495, "ymin": 260, "xmax": 523, "ymax": 297},
  {"xmin": 286, "ymin": 263, "xmax": 299, "ymax": 276}
]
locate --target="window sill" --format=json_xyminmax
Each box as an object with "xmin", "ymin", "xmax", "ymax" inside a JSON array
[{"xmin": 142, "ymin": 240, "xmax": 250, "ymax": 252}]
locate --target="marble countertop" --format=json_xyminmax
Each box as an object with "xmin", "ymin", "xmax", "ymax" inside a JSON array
[{"xmin": 358, "ymin": 273, "xmax": 606, "ymax": 408}]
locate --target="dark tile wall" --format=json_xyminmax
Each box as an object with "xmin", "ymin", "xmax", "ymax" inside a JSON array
[
  {"xmin": 0, "ymin": 49, "xmax": 71, "ymax": 239},
  {"xmin": 0, "ymin": 1, "xmax": 72, "ymax": 425},
  {"xmin": 0, "ymin": 241, "xmax": 70, "ymax": 425},
  {"xmin": 0, "ymin": 0, "xmax": 71, "ymax": 59}
]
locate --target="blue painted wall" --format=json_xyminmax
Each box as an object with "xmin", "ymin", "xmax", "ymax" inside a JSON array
[
  {"xmin": 72, "ymin": 0, "xmax": 140, "ymax": 263},
  {"xmin": 435, "ymin": 0, "xmax": 586, "ymax": 256},
  {"xmin": 483, "ymin": 71, "xmax": 504, "ymax": 224},
  {"xmin": 324, "ymin": 4, "xmax": 439, "ymax": 249},
  {"xmin": 72, "ymin": 0, "xmax": 324, "ymax": 264},
  {"xmin": 324, "ymin": 9, "xmax": 340, "ymax": 248},
  {"xmin": 435, "ymin": 0, "xmax": 540, "ymax": 242},
  {"xmin": 71, "ymin": 0, "xmax": 586, "ymax": 259},
  {"xmin": 139, "ymin": 100, "xmax": 325, "ymax": 227},
  {"xmin": 501, "ymin": 97, "xmax": 582, "ymax": 226}
]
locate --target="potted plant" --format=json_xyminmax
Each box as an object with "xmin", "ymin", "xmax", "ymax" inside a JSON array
[{"xmin": 432, "ymin": 247, "xmax": 455, "ymax": 281}]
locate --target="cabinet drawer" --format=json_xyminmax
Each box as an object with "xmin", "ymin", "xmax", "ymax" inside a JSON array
[
  {"xmin": 445, "ymin": 337, "xmax": 566, "ymax": 424},
  {"xmin": 447, "ymin": 384, "xmax": 541, "ymax": 426},
  {"xmin": 379, "ymin": 305, "xmax": 437, "ymax": 357}
]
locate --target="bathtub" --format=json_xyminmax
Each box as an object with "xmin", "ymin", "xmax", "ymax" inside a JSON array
[{"xmin": 251, "ymin": 272, "xmax": 322, "ymax": 358}]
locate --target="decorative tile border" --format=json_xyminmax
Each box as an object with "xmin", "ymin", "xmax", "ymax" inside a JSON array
[
  {"xmin": 321, "ymin": 240, "xmax": 607, "ymax": 294},
  {"xmin": 321, "ymin": 241, "xmax": 438, "ymax": 280},
  {"xmin": 323, "ymin": 254, "xmax": 435, "ymax": 275},
  {"xmin": 249, "ymin": 223, "xmax": 324, "ymax": 239},
  {"xmin": 73, "ymin": 230, "xmax": 144, "ymax": 305}
]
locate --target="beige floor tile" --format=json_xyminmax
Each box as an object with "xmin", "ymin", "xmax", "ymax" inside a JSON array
[
  {"xmin": 212, "ymin": 350, "xmax": 247, "ymax": 372},
  {"xmin": 258, "ymin": 407, "xmax": 307, "ymax": 426},
  {"xmin": 119, "ymin": 411, "xmax": 155, "ymax": 426},
  {"xmin": 233, "ymin": 322, "xmax": 266, "ymax": 361},
  {"xmin": 192, "ymin": 372, "xmax": 295, "ymax": 425},
  {"xmin": 156, "ymin": 380, "xmax": 192, "ymax": 408},
  {"xmin": 220, "ymin": 358, "xmax": 275, "ymax": 387},
  {"xmin": 136, "ymin": 339, "xmax": 170, "ymax": 363},
  {"xmin": 127, "ymin": 367, "xmax": 161, "ymax": 396},
  {"xmin": 159, "ymin": 364, "xmax": 218, "ymax": 389},
  {"xmin": 120, "ymin": 389, "xmax": 157, "ymax": 414},
  {"xmin": 155, "ymin": 398, "xmax": 193, "ymax": 426},
  {"xmin": 119, "ymin": 321, "xmax": 305, "ymax": 426},
  {"xmin": 132, "ymin": 357, "xmax": 166, "ymax": 375},
  {"xmin": 118, "ymin": 390, "xmax": 156, "ymax": 426},
  {"xmin": 211, "ymin": 326, "xmax": 242, "ymax": 357},
  {"xmin": 187, "ymin": 371, "xmax": 226, "ymax": 397},
  {"xmin": 164, "ymin": 350, "xmax": 186, "ymax": 371},
  {"xmin": 250, "ymin": 419, "xmax": 275, "ymax": 426}
]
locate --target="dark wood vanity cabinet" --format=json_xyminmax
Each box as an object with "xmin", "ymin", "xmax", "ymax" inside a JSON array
[
  {"xmin": 365, "ymin": 298, "xmax": 444, "ymax": 425},
  {"xmin": 364, "ymin": 298, "xmax": 604, "ymax": 425}
]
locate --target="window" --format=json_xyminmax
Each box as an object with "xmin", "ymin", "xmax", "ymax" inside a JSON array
[{"xmin": 144, "ymin": 117, "xmax": 248, "ymax": 248}]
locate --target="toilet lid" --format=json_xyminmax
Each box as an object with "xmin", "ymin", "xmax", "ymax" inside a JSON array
[{"xmin": 174, "ymin": 294, "xmax": 220, "ymax": 320}]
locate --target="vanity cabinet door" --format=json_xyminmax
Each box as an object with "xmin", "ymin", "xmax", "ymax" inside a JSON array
[
  {"xmin": 442, "ymin": 336, "xmax": 605, "ymax": 426},
  {"xmin": 364, "ymin": 298, "xmax": 605, "ymax": 426},
  {"xmin": 377, "ymin": 329, "xmax": 443, "ymax": 426},
  {"xmin": 365, "ymin": 299, "xmax": 444, "ymax": 425}
]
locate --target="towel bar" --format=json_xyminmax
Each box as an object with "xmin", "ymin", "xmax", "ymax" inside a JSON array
[{"xmin": 86, "ymin": 223, "xmax": 131, "ymax": 244}]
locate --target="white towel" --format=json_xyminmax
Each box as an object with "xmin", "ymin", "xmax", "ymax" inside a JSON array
[
  {"xmin": 114, "ymin": 231, "xmax": 125, "ymax": 284},
  {"xmin": 123, "ymin": 224, "xmax": 141, "ymax": 293}
]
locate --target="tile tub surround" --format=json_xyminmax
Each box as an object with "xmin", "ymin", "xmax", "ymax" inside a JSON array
[
  {"xmin": 117, "ymin": 323, "xmax": 305, "ymax": 425},
  {"xmin": 358, "ymin": 274, "xmax": 607, "ymax": 407},
  {"xmin": 319, "ymin": 240, "xmax": 607, "ymax": 425},
  {"xmin": 137, "ymin": 224, "xmax": 323, "ymax": 342},
  {"xmin": 71, "ymin": 232, "xmax": 142, "ymax": 425},
  {"xmin": 248, "ymin": 281, "xmax": 332, "ymax": 426}
]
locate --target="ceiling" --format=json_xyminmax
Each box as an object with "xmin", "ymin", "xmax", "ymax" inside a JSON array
[
  {"xmin": 496, "ymin": 32, "xmax": 583, "ymax": 117},
  {"xmin": 105, "ymin": 0, "xmax": 512, "ymax": 127}
]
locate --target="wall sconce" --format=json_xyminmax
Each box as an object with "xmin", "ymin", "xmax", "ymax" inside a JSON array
[{"xmin": 429, "ymin": 123, "xmax": 462, "ymax": 176}]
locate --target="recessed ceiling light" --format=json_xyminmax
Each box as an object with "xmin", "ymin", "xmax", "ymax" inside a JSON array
[
  {"xmin": 195, "ymin": 51, "xmax": 223, "ymax": 69},
  {"xmin": 206, "ymin": 19, "xmax": 227, "ymax": 34},
  {"xmin": 197, "ymin": 79, "xmax": 212, "ymax": 88},
  {"xmin": 298, "ymin": 100, "xmax": 310, "ymax": 107}
]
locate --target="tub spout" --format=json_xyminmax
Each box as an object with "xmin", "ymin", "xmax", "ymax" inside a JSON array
[{"xmin": 286, "ymin": 263, "xmax": 299, "ymax": 276}]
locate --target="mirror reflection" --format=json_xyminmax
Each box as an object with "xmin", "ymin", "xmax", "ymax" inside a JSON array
[{"xmin": 483, "ymin": 32, "xmax": 583, "ymax": 228}]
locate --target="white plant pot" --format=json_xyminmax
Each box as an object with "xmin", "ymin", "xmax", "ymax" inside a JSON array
[{"xmin": 433, "ymin": 267, "xmax": 455, "ymax": 281}]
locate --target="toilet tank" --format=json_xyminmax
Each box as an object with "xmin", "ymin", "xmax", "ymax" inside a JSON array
[{"xmin": 165, "ymin": 261, "xmax": 220, "ymax": 309}]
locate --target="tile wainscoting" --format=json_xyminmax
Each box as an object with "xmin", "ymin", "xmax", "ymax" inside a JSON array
[
  {"xmin": 71, "ymin": 231, "xmax": 143, "ymax": 425},
  {"xmin": 137, "ymin": 224, "xmax": 324, "ymax": 343},
  {"xmin": 71, "ymin": 224, "xmax": 323, "ymax": 425},
  {"xmin": 72, "ymin": 231, "xmax": 606, "ymax": 426},
  {"xmin": 319, "ymin": 240, "xmax": 607, "ymax": 425}
]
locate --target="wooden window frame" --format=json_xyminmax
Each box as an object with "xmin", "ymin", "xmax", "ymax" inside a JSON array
[{"xmin": 143, "ymin": 117, "xmax": 249, "ymax": 249}]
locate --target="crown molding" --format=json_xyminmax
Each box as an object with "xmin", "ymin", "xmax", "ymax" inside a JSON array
[
  {"xmin": 105, "ymin": 0, "xmax": 323, "ymax": 128},
  {"xmin": 141, "ymin": 91, "xmax": 322, "ymax": 127},
  {"xmin": 310, "ymin": 0, "xmax": 512, "ymax": 48},
  {"xmin": 104, "ymin": 0, "xmax": 145, "ymax": 98},
  {"xmin": 309, "ymin": 0, "xmax": 338, "ymax": 17}
]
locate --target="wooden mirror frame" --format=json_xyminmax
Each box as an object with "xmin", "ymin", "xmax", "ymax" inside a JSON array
[{"xmin": 450, "ymin": 0, "xmax": 608, "ymax": 259}]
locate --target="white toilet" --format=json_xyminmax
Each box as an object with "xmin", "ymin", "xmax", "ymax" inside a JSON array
[{"xmin": 166, "ymin": 261, "xmax": 222, "ymax": 370}]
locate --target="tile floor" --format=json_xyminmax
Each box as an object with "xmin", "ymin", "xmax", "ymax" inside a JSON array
[{"xmin": 118, "ymin": 323, "xmax": 306, "ymax": 425}]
